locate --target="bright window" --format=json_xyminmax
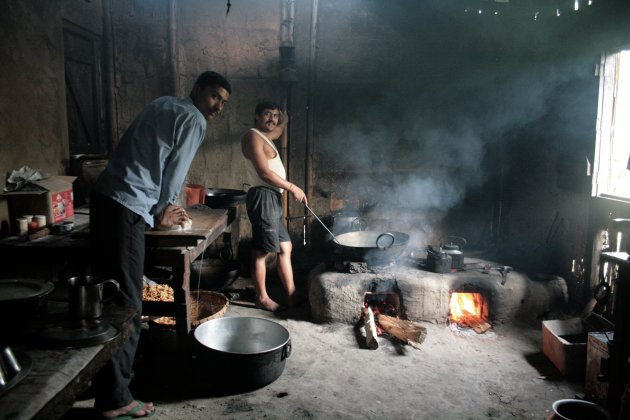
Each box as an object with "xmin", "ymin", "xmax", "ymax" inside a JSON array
[{"xmin": 593, "ymin": 49, "xmax": 630, "ymax": 200}]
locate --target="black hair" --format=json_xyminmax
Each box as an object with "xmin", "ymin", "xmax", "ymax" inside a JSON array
[
  {"xmin": 194, "ymin": 71, "xmax": 232, "ymax": 94},
  {"xmin": 255, "ymin": 100, "xmax": 281, "ymax": 116}
]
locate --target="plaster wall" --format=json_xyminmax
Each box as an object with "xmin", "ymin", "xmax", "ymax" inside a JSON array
[{"xmin": 0, "ymin": 2, "xmax": 68, "ymax": 178}]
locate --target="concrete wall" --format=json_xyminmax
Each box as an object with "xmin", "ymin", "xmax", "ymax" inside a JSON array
[{"xmin": 1, "ymin": 0, "xmax": 629, "ymax": 305}]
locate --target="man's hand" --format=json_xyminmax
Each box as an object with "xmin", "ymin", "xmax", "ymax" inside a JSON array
[
  {"xmin": 156, "ymin": 205, "xmax": 189, "ymax": 229},
  {"xmin": 288, "ymin": 184, "xmax": 307, "ymax": 204},
  {"xmin": 279, "ymin": 110, "xmax": 289, "ymax": 126}
]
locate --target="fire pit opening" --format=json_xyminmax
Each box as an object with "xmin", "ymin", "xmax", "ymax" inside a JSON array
[
  {"xmin": 448, "ymin": 291, "xmax": 491, "ymax": 334},
  {"xmin": 364, "ymin": 291, "xmax": 400, "ymax": 318},
  {"xmin": 361, "ymin": 288, "xmax": 427, "ymax": 350}
]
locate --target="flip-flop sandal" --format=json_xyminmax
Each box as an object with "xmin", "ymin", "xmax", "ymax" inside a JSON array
[{"xmin": 105, "ymin": 401, "xmax": 156, "ymax": 419}]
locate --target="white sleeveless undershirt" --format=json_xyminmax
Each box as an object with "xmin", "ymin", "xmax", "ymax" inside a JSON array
[{"xmin": 244, "ymin": 128, "xmax": 287, "ymax": 193}]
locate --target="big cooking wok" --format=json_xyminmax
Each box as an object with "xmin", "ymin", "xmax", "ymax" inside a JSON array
[{"xmin": 333, "ymin": 230, "xmax": 409, "ymax": 263}]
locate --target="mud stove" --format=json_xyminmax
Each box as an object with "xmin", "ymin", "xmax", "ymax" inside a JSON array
[{"xmin": 307, "ymin": 258, "xmax": 569, "ymax": 326}]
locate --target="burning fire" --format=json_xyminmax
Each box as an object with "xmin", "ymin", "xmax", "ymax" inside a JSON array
[{"xmin": 449, "ymin": 292, "xmax": 488, "ymax": 327}]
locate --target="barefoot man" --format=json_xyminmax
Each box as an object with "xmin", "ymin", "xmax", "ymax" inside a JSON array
[{"xmin": 241, "ymin": 101, "xmax": 307, "ymax": 311}]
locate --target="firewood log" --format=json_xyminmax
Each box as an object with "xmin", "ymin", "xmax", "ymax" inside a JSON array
[
  {"xmin": 376, "ymin": 314, "xmax": 427, "ymax": 347},
  {"xmin": 458, "ymin": 314, "xmax": 492, "ymax": 334},
  {"xmin": 363, "ymin": 306, "xmax": 379, "ymax": 350}
]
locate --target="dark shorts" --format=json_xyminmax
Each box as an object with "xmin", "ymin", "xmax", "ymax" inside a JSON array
[{"xmin": 246, "ymin": 186, "xmax": 290, "ymax": 253}]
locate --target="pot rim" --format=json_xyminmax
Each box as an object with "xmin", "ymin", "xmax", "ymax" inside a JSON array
[
  {"xmin": 335, "ymin": 230, "xmax": 409, "ymax": 247},
  {"xmin": 205, "ymin": 188, "xmax": 246, "ymax": 197},
  {"xmin": 0, "ymin": 279, "xmax": 54, "ymax": 303},
  {"xmin": 194, "ymin": 316, "xmax": 290, "ymax": 355},
  {"xmin": 551, "ymin": 399, "xmax": 611, "ymax": 420}
]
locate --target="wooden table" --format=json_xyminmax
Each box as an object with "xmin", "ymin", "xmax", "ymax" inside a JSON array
[
  {"xmin": 0, "ymin": 306, "xmax": 135, "ymax": 420},
  {"xmin": 142, "ymin": 206, "xmax": 232, "ymax": 353}
]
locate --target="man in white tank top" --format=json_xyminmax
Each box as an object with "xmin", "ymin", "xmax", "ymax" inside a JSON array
[{"xmin": 241, "ymin": 101, "xmax": 307, "ymax": 311}]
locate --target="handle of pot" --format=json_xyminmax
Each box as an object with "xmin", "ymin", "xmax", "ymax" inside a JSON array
[
  {"xmin": 282, "ymin": 339, "xmax": 292, "ymax": 360},
  {"xmin": 350, "ymin": 217, "xmax": 368, "ymax": 231},
  {"xmin": 102, "ymin": 279, "xmax": 120, "ymax": 303},
  {"xmin": 440, "ymin": 236, "xmax": 467, "ymax": 249},
  {"xmin": 376, "ymin": 232, "xmax": 395, "ymax": 249}
]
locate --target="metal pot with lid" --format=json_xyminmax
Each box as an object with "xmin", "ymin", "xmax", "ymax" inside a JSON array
[{"xmin": 439, "ymin": 236, "xmax": 467, "ymax": 271}]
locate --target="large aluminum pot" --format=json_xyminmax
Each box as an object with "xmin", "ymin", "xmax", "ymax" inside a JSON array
[
  {"xmin": 193, "ymin": 317, "xmax": 292, "ymax": 391},
  {"xmin": 333, "ymin": 230, "xmax": 409, "ymax": 264}
]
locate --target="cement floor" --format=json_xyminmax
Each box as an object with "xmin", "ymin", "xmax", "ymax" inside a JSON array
[{"xmin": 59, "ymin": 271, "xmax": 589, "ymax": 420}]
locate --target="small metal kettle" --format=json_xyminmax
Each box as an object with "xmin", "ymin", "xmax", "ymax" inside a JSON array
[
  {"xmin": 440, "ymin": 236, "xmax": 467, "ymax": 271},
  {"xmin": 426, "ymin": 245, "xmax": 452, "ymax": 273}
]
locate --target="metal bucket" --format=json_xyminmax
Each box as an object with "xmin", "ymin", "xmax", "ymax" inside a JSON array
[{"xmin": 549, "ymin": 399, "xmax": 611, "ymax": 420}]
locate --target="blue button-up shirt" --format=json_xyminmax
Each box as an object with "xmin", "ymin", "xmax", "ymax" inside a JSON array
[{"xmin": 94, "ymin": 96, "xmax": 207, "ymax": 227}]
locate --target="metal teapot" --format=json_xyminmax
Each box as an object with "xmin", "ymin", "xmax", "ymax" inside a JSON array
[{"xmin": 439, "ymin": 236, "xmax": 467, "ymax": 271}]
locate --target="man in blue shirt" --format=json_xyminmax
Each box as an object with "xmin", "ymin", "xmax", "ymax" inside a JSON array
[{"xmin": 90, "ymin": 71, "xmax": 231, "ymax": 419}]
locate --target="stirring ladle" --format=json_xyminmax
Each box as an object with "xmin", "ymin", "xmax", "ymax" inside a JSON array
[{"xmin": 304, "ymin": 203, "xmax": 340, "ymax": 244}]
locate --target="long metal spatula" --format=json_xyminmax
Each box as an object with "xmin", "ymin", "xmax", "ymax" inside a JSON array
[{"xmin": 304, "ymin": 203, "xmax": 340, "ymax": 244}]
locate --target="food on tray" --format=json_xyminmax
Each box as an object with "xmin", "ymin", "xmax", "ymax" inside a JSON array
[
  {"xmin": 142, "ymin": 283, "xmax": 174, "ymax": 302},
  {"xmin": 151, "ymin": 316, "xmax": 176, "ymax": 326}
]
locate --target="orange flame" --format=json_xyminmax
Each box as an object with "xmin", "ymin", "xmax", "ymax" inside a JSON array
[{"xmin": 449, "ymin": 292, "xmax": 486, "ymax": 324}]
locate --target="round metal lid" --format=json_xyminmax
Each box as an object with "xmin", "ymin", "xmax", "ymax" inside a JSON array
[
  {"xmin": 38, "ymin": 319, "xmax": 120, "ymax": 349},
  {"xmin": 0, "ymin": 279, "xmax": 54, "ymax": 302}
]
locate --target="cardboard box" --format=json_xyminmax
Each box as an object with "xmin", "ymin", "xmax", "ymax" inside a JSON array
[
  {"xmin": 3, "ymin": 176, "xmax": 76, "ymax": 231},
  {"xmin": 542, "ymin": 318, "xmax": 587, "ymax": 379}
]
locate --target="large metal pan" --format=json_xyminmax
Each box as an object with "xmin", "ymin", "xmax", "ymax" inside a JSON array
[
  {"xmin": 333, "ymin": 230, "xmax": 409, "ymax": 264},
  {"xmin": 204, "ymin": 188, "xmax": 247, "ymax": 209}
]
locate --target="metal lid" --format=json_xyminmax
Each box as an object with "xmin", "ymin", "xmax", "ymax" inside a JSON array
[
  {"xmin": 0, "ymin": 279, "xmax": 54, "ymax": 302},
  {"xmin": 38, "ymin": 319, "xmax": 119, "ymax": 349}
]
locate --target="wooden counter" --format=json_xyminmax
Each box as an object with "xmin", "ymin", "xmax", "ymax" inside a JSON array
[{"xmin": 0, "ymin": 306, "xmax": 135, "ymax": 420}]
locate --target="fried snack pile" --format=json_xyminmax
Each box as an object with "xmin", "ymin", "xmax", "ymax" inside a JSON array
[{"xmin": 142, "ymin": 283, "xmax": 174, "ymax": 302}]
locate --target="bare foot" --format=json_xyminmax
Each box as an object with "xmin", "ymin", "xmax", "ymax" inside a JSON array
[
  {"xmin": 102, "ymin": 400, "xmax": 155, "ymax": 419},
  {"xmin": 255, "ymin": 296, "xmax": 281, "ymax": 312}
]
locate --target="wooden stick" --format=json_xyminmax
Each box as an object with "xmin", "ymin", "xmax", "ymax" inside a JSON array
[{"xmin": 363, "ymin": 306, "xmax": 379, "ymax": 350}]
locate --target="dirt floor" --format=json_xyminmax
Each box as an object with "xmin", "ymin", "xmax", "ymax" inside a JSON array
[{"xmin": 61, "ymin": 271, "xmax": 587, "ymax": 420}]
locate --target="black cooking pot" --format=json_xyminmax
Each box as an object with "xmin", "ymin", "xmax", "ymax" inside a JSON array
[
  {"xmin": 193, "ymin": 317, "xmax": 291, "ymax": 391},
  {"xmin": 333, "ymin": 230, "xmax": 409, "ymax": 264},
  {"xmin": 204, "ymin": 188, "xmax": 247, "ymax": 209}
]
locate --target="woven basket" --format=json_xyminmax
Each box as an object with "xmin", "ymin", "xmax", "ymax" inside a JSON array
[{"xmin": 151, "ymin": 290, "xmax": 229, "ymax": 329}]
